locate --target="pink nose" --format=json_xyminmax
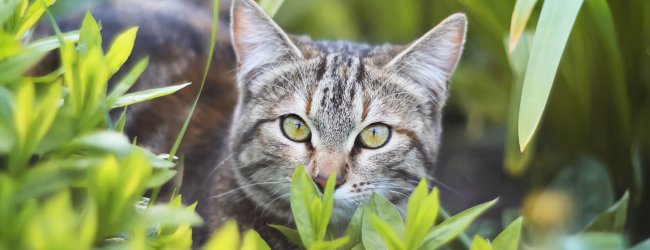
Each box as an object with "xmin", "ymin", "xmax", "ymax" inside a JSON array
[{"xmin": 313, "ymin": 173, "xmax": 345, "ymax": 192}]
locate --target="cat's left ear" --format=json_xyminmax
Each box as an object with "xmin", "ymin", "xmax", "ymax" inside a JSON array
[
  {"xmin": 385, "ymin": 13, "xmax": 467, "ymax": 106},
  {"xmin": 231, "ymin": 0, "xmax": 303, "ymax": 79}
]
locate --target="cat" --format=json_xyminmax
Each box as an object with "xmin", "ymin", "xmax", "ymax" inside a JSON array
[
  {"xmin": 38, "ymin": 0, "xmax": 466, "ymax": 248},
  {"xmin": 206, "ymin": 0, "xmax": 466, "ymax": 248}
]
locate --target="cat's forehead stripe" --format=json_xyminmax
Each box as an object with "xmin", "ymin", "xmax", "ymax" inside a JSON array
[{"xmin": 312, "ymin": 52, "xmax": 366, "ymax": 149}]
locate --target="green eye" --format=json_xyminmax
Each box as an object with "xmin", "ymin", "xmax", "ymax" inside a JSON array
[
  {"xmin": 358, "ymin": 123, "xmax": 391, "ymax": 149},
  {"xmin": 281, "ymin": 115, "xmax": 311, "ymax": 142}
]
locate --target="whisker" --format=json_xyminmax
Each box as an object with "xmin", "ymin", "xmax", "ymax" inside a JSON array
[
  {"xmin": 201, "ymin": 153, "xmax": 235, "ymax": 187},
  {"xmin": 210, "ymin": 181, "xmax": 289, "ymax": 199}
]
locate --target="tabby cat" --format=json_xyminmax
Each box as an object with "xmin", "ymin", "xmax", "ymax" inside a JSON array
[{"xmin": 43, "ymin": 0, "xmax": 466, "ymax": 247}]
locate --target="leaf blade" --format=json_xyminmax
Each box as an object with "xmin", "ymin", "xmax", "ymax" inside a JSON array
[{"xmin": 517, "ymin": 0, "xmax": 584, "ymax": 150}]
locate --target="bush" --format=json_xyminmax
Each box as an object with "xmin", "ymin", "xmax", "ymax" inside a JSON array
[
  {"xmin": 0, "ymin": 1, "xmax": 198, "ymax": 249},
  {"xmin": 1, "ymin": 0, "xmax": 648, "ymax": 249}
]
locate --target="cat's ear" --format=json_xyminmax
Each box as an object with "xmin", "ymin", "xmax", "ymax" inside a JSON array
[
  {"xmin": 231, "ymin": 0, "xmax": 303, "ymax": 77},
  {"xmin": 385, "ymin": 13, "xmax": 467, "ymax": 105}
]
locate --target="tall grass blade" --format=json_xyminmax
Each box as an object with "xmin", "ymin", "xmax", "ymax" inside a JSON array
[
  {"xmin": 508, "ymin": 0, "xmax": 538, "ymax": 52},
  {"xmin": 504, "ymin": 32, "xmax": 534, "ymax": 176},
  {"xmin": 517, "ymin": 0, "xmax": 584, "ymax": 151},
  {"xmin": 168, "ymin": 0, "xmax": 219, "ymax": 159}
]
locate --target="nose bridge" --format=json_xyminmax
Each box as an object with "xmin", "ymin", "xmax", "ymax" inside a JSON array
[{"xmin": 316, "ymin": 151, "xmax": 346, "ymax": 176}]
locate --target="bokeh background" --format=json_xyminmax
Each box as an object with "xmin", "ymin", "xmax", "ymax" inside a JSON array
[
  {"xmin": 267, "ymin": 0, "xmax": 650, "ymax": 243},
  {"xmin": 49, "ymin": 0, "xmax": 650, "ymax": 244}
]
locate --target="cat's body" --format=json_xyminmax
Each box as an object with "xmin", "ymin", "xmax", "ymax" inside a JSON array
[{"xmin": 39, "ymin": 0, "xmax": 466, "ymax": 248}]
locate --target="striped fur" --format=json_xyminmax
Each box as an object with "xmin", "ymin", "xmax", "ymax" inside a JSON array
[{"xmin": 207, "ymin": 0, "xmax": 467, "ymax": 247}]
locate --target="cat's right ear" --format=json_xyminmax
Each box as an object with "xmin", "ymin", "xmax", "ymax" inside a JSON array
[{"xmin": 231, "ymin": 0, "xmax": 303, "ymax": 78}]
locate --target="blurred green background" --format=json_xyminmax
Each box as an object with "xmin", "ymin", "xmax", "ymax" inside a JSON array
[
  {"xmin": 269, "ymin": 0, "xmax": 649, "ymax": 243},
  {"xmin": 47, "ymin": 0, "xmax": 650, "ymax": 244}
]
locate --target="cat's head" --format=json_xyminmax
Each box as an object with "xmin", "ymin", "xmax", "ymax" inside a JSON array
[{"xmin": 227, "ymin": 0, "xmax": 466, "ymax": 222}]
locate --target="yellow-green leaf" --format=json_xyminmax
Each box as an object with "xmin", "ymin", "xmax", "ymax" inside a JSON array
[
  {"xmin": 470, "ymin": 236, "xmax": 493, "ymax": 250},
  {"xmin": 492, "ymin": 217, "xmax": 523, "ymax": 250},
  {"xmin": 421, "ymin": 198, "xmax": 498, "ymax": 249},
  {"xmin": 369, "ymin": 213, "xmax": 405, "ymax": 250},
  {"xmin": 203, "ymin": 220, "xmax": 240, "ymax": 250},
  {"xmin": 112, "ymin": 82, "xmax": 191, "ymax": 108},
  {"xmin": 241, "ymin": 230, "xmax": 271, "ymax": 250},
  {"xmin": 508, "ymin": 0, "xmax": 539, "ymax": 52},
  {"xmin": 269, "ymin": 224, "xmax": 303, "ymax": 247},
  {"xmin": 15, "ymin": 0, "xmax": 55, "ymax": 38},
  {"xmin": 106, "ymin": 27, "xmax": 138, "ymax": 75},
  {"xmin": 517, "ymin": 0, "xmax": 584, "ymax": 151}
]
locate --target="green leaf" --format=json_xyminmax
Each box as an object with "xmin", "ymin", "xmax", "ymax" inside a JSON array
[
  {"xmin": 0, "ymin": 0, "xmax": 20, "ymax": 25},
  {"xmin": 503, "ymin": 32, "xmax": 535, "ymax": 176},
  {"xmin": 583, "ymin": 191, "xmax": 629, "ymax": 233},
  {"xmin": 470, "ymin": 236, "xmax": 493, "ymax": 250},
  {"xmin": 144, "ymin": 205, "xmax": 203, "ymax": 228},
  {"xmin": 368, "ymin": 213, "xmax": 405, "ymax": 250},
  {"xmin": 146, "ymin": 151, "xmax": 177, "ymax": 169},
  {"xmin": 290, "ymin": 165, "xmax": 320, "ymax": 247},
  {"xmin": 268, "ymin": 224, "xmax": 304, "ymax": 248},
  {"xmin": 492, "ymin": 217, "xmax": 523, "ymax": 250},
  {"xmin": 362, "ymin": 207, "xmax": 387, "ymax": 250},
  {"xmin": 517, "ymin": 0, "xmax": 584, "ymax": 151},
  {"xmin": 0, "ymin": 31, "xmax": 22, "ymax": 61},
  {"xmin": 11, "ymin": 31, "xmax": 78, "ymax": 83},
  {"xmin": 342, "ymin": 207, "xmax": 364, "ymax": 249},
  {"xmin": 77, "ymin": 11, "xmax": 101, "ymax": 54},
  {"xmin": 561, "ymin": 233, "xmax": 625, "ymax": 250},
  {"xmin": 107, "ymin": 57, "xmax": 149, "ymax": 104},
  {"xmin": 147, "ymin": 169, "xmax": 177, "ymax": 188},
  {"xmin": 15, "ymin": 0, "xmax": 55, "ymax": 37},
  {"xmin": 361, "ymin": 194, "xmax": 405, "ymax": 250},
  {"xmin": 310, "ymin": 237, "xmax": 350, "ymax": 250},
  {"xmin": 61, "ymin": 131, "xmax": 132, "ymax": 157},
  {"xmin": 318, "ymin": 173, "xmax": 336, "ymax": 240},
  {"xmin": 259, "ymin": 0, "xmax": 285, "ymax": 17},
  {"xmin": 404, "ymin": 180, "xmax": 439, "ymax": 249},
  {"xmin": 203, "ymin": 220, "xmax": 240, "ymax": 250},
  {"xmin": 421, "ymin": 198, "xmax": 498, "ymax": 249},
  {"xmin": 508, "ymin": 0, "xmax": 539, "ymax": 52},
  {"xmin": 78, "ymin": 200, "xmax": 97, "ymax": 248},
  {"xmin": 0, "ymin": 87, "xmax": 14, "ymax": 153},
  {"xmin": 366, "ymin": 193, "xmax": 404, "ymax": 236},
  {"xmin": 15, "ymin": 158, "xmax": 94, "ymax": 203},
  {"xmin": 112, "ymin": 82, "xmax": 190, "ymax": 108},
  {"xmin": 106, "ymin": 27, "xmax": 138, "ymax": 75},
  {"xmin": 241, "ymin": 230, "xmax": 271, "ymax": 250},
  {"xmin": 630, "ymin": 238, "xmax": 650, "ymax": 250},
  {"xmin": 0, "ymin": 46, "xmax": 49, "ymax": 84},
  {"xmin": 114, "ymin": 107, "xmax": 127, "ymax": 132}
]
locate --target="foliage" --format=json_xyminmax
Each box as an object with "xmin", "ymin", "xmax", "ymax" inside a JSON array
[
  {"xmin": 263, "ymin": 167, "xmax": 502, "ymax": 250},
  {"xmin": 2, "ymin": 0, "xmax": 648, "ymax": 249},
  {"xmin": 0, "ymin": 1, "xmax": 200, "ymax": 249},
  {"xmin": 275, "ymin": 0, "xmax": 648, "ymax": 243},
  {"xmin": 208, "ymin": 165, "xmax": 642, "ymax": 250}
]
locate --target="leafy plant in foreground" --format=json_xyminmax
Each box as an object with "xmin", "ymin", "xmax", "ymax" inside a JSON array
[
  {"xmin": 0, "ymin": 1, "xmax": 202, "ymax": 248},
  {"xmin": 266, "ymin": 166, "xmax": 506, "ymax": 250}
]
